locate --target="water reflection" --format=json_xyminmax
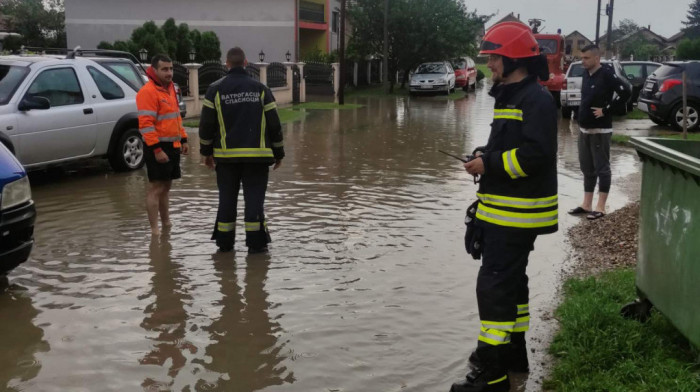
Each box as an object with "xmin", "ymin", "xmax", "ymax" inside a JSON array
[
  {"xmin": 0, "ymin": 281, "xmax": 49, "ymax": 391},
  {"xmin": 140, "ymin": 235, "xmax": 196, "ymax": 390},
  {"xmin": 195, "ymin": 253, "xmax": 294, "ymax": 390}
]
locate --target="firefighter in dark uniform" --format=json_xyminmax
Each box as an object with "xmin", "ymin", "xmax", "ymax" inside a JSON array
[
  {"xmin": 199, "ymin": 47, "xmax": 284, "ymax": 253},
  {"xmin": 450, "ymin": 22, "xmax": 559, "ymax": 392}
]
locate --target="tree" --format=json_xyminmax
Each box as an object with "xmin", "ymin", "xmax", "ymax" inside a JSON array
[
  {"xmin": 198, "ymin": 31, "xmax": 221, "ymax": 62},
  {"xmin": 619, "ymin": 36, "xmax": 661, "ymax": 60},
  {"xmin": 683, "ymin": 0, "xmax": 700, "ymax": 38},
  {"xmin": 676, "ymin": 38, "xmax": 700, "ymax": 60},
  {"xmin": 0, "ymin": 0, "xmax": 66, "ymax": 48},
  {"xmin": 347, "ymin": 0, "xmax": 489, "ymax": 90}
]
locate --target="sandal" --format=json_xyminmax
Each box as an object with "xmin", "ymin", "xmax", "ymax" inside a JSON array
[
  {"xmin": 586, "ymin": 211, "xmax": 605, "ymax": 220},
  {"xmin": 568, "ymin": 206, "xmax": 591, "ymax": 215}
]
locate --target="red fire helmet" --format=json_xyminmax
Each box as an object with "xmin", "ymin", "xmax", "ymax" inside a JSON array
[{"xmin": 479, "ymin": 22, "xmax": 540, "ymax": 59}]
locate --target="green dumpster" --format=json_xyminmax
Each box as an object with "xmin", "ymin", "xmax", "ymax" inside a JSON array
[{"xmin": 625, "ymin": 137, "xmax": 700, "ymax": 347}]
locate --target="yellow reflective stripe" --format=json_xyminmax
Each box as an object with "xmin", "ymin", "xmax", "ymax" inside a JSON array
[
  {"xmin": 218, "ymin": 222, "xmax": 235, "ymax": 232},
  {"xmin": 213, "ymin": 148, "xmax": 274, "ymax": 158},
  {"xmin": 513, "ymin": 315, "xmax": 530, "ymax": 332},
  {"xmin": 200, "ymin": 139, "xmax": 214, "ymax": 146},
  {"xmin": 476, "ymin": 203, "xmax": 558, "ymax": 229},
  {"xmin": 215, "ymin": 92, "xmax": 227, "ymax": 149},
  {"xmin": 487, "ymin": 375, "xmax": 508, "ymax": 385},
  {"xmin": 260, "ymin": 90, "xmax": 266, "ymax": 149},
  {"xmin": 510, "ymin": 149, "xmax": 527, "ymax": 178},
  {"xmin": 478, "ymin": 327, "xmax": 511, "ymax": 346},
  {"xmin": 272, "ymin": 141, "xmax": 284, "ymax": 148},
  {"xmin": 477, "ymin": 193, "xmax": 558, "ymax": 209},
  {"xmin": 494, "ymin": 109, "xmax": 523, "ymax": 121},
  {"xmin": 202, "ymin": 98, "xmax": 215, "ymax": 109},
  {"xmin": 517, "ymin": 304, "xmax": 530, "ymax": 314},
  {"xmin": 245, "ymin": 222, "xmax": 261, "ymax": 231},
  {"xmin": 481, "ymin": 320, "xmax": 515, "ymax": 332},
  {"xmin": 264, "ymin": 102, "xmax": 277, "ymax": 111}
]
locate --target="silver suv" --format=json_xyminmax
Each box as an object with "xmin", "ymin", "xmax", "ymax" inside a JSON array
[
  {"xmin": 560, "ymin": 59, "xmax": 632, "ymax": 119},
  {"xmin": 0, "ymin": 51, "xmax": 147, "ymax": 171}
]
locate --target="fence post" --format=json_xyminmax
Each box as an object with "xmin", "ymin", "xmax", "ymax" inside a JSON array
[
  {"xmin": 283, "ymin": 61, "xmax": 294, "ymax": 90},
  {"xmin": 332, "ymin": 62, "xmax": 340, "ymax": 97},
  {"xmin": 256, "ymin": 62, "xmax": 269, "ymax": 86},
  {"xmin": 353, "ymin": 62, "xmax": 358, "ymax": 87},
  {"xmin": 298, "ymin": 62, "xmax": 306, "ymax": 103},
  {"xmin": 184, "ymin": 62, "xmax": 202, "ymax": 116},
  {"xmin": 367, "ymin": 61, "xmax": 372, "ymax": 85}
]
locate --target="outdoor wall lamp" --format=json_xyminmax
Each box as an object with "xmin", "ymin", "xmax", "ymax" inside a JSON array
[
  {"xmin": 188, "ymin": 48, "xmax": 196, "ymax": 62},
  {"xmin": 259, "ymin": 50, "xmax": 265, "ymax": 62},
  {"xmin": 286, "ymin": 50, "xmax": 292, "ymax": 62},
  {"xmin": 139, "ymin": 48, "xmax": 148, "ymax": 62}
]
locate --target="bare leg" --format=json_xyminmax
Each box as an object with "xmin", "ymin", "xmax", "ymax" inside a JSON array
[
  {"xmin": 595, "ymin": 192, "xmax": 608, "ymax": 213},
  {"xmin": 159, "ymin": 180, "xmax": 173, "ymax": 229},
  {"xmin": 147, "ymin": 181, "xmax": 165, "ymax": 235},
  {"xmin": 581, "ymin": 192, "xmax": 594, "ymax": 211}
]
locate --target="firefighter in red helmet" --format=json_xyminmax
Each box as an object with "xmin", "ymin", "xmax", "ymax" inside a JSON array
[{"xmin": 449, "ymin": 22, "xmax": 559, "ymax": 392}]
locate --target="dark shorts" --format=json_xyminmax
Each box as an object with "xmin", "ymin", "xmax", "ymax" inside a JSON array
[{"xmin": 145, "ymin": 144, "xmax": 181, "ymax": 182}]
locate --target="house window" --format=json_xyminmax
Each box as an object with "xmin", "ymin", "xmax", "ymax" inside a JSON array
[{"xmin": 332, "ymin": 11, "xmax": 339, "ymax": 33}]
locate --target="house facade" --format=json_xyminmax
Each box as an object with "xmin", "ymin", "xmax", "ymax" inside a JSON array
[
  {"xmin": 65, "ymin": 0, "xmax": 341, "ymax": 62},
  {"xmin": 564, "ymin": 30, "xmax": 593, "ymax": 60}
]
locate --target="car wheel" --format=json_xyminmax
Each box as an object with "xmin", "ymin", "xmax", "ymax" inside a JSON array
[
  {"xmin": 109, "ymin": 128, "xmax": 145, "ymax": 171},
  {"xmin": 670, "ymin": 102, "xmax": 700, "ymax": 132}
]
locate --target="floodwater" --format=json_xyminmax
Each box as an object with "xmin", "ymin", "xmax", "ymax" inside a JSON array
[{"xmin": 1, "ymin": 83, "xmax": 647, "ymax": 392}]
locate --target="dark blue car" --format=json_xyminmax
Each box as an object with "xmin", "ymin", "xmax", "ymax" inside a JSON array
[{"xmin": 0, "ymin": 143, "xmax": 35, "ymax": 275}]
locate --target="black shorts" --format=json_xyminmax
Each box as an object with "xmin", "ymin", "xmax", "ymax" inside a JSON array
[{"xmin": 145, "ymin": 144, "xmax": 181, "ymax": 182}]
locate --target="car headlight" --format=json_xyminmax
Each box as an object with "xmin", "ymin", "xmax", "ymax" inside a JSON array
[{"xmin": 1, "ymin": 176, "xmax": 31, "ymax": 210}]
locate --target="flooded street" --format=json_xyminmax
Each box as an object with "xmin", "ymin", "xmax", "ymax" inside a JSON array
[{"xmin": 1, "ymin": 84, "xmax": 644, "ymax": 392}]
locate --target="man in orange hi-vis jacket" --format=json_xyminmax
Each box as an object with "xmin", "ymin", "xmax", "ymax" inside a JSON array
[{"xmin": 137, "ymin": 54, "xmax": 189, "ymax": 235}]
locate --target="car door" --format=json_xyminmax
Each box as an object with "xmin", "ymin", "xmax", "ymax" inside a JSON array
[{"xmin": 14, "ymin": 66, "xmax": 97, "ymax": 166}]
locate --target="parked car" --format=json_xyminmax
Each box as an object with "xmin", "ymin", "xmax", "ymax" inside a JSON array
[
  {"xmin": 409, "ymin": 61, "xmax": 456, "ymax": 95},
  {"xmin": 638, "ymin": 61, "xmax": 700, "ymax": 131},
  {"xmin": 621, "ymin": 61, "xmax": 661, "ymax": 110},
  {"xmin": 560, "ymin": 59, "xmax": 633, "ymax": 119},
  {"xmin": 453, "ymin": 57, "xmax": 477, "ymax": 91},
  {"xmin": 0, "ymin": 142, "xmax": 35, "ymax": 276},
  {"xmin": 0, "ymin": 52, "xmax": 146, "ymax": 171}
]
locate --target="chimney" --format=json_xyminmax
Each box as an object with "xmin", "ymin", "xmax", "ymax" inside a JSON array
[
  {"xmin": 648, "ymin": 25, "xmax": 651, "ymax": 30},
  {"xmin": 517, "ymin": 13, "xmax": 520, "ymax": 20}
]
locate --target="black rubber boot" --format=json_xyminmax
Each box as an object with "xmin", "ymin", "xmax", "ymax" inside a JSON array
[
  {"xmin": 469, "ymin": 334, "xmax": 529, "ymax": 373},
  {"xmin": 451, "ymin": 347, "xmax": 509, "ymax": 392}
]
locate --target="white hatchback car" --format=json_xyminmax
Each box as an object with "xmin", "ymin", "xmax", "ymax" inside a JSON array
[
  {"xmin": 0, "ymin": 51, "xmax": 148, "ymax": 171},
  {"xmin": 409, "ymin": 61, "xmax": 456, "ymax": 95}
]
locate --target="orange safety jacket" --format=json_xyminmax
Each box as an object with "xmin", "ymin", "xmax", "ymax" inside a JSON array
[{"xmin": 136, "ymin": 67, "xmax": 188, "ymax": 153}]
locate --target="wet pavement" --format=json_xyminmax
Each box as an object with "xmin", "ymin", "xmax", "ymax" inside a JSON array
[{"xmin": 1, "ymin": 83, "xmax": 650, "ymax": 392}]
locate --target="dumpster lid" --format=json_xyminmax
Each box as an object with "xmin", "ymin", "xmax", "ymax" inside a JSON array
[{"xmin": 630, "ymin": 137, "xmax": 700, "ymax": 179}]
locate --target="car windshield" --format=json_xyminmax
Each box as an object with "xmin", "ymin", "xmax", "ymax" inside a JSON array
[
  {"xmin": 97, "ymin": 61, "xmax": 144, "ymax": 92},
  {"xmin": 416, "ymin": 64, "xmax": 446, "ymax": 74},
  {"xmin": 0, "ymin": 65, "xmax": 30, "ymax": 105},
  {"xmin": 537, "ymin": 39, "xmax": 559, "ymax": 54},
  {"xmin": 568, "ymin": 63, "xmax": 584, "ymax": 78},
  {"xmin": 453, "ymin": 60, "xmax": 467, "ymax": 70}
]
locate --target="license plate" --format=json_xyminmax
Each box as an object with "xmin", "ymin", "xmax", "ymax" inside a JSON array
[
  {"xmin": 568, "ymin": 100, "xmax": 580, "ymax": 106},
  {"xmin": 421, "ymin": 85, "xmax": 432, "ymax": 89},
  {"xmin": 645, "ymin": 81, "xmax": 654, "ymax": 90},
  {"xmin": 638, "ymin": 102, "xmax": 649, "ymax": 113}
]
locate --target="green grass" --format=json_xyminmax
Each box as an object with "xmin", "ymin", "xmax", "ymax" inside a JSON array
[
  {"xmin": 182, "ymin": 120, "xmax": 200, "ymax": 128},
  {"xmin": 292, "ymin": 102, "xmax": 363, "ymax": 110},
  {"xmin": 612, "ymin": 132, "xmax": 700, "ymax": 146},
  {"xmin": 346, "ymin": 85, "xmax": 410, "ymax": 97},
  {"xmin": 476, "ymin": 64, "xmax": 492, "ymax": 79},
  {"xmin": 624, "ymin": 108, "xmax": 648, "ymax": 120},
  {"xmin": 545, "ymin": 269, "xmax": 700, "ymax": 391},
  {"xmin": 277, "ymin": 108, "xmax": 307, "ymax": 124}
]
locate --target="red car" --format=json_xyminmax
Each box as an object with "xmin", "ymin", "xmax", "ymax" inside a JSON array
[{"xmin": 453, "ymin": 57, "xmax": 477, "ymax": 91}]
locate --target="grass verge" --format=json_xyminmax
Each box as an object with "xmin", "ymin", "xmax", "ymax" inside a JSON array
[
  {"xmin": 293, "ymin": 102, "xmax": 363, "ymax": 110},
  {"xmin": 612, "ymin": 132, "xmax": 700, "ymax": 146},
  {"xmin": 545, "ymin": 269, "xmax": 700, "ymax": 391},
  {"xmin": 476, "ymin": 64, "xmax": 492, "ymax": 80}
]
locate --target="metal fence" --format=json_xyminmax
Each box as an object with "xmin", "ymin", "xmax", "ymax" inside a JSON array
[
  {"xmin": 172, "ymin": 62, "xmax": 190, "ymax": 96},
  {"xmin": 247, "ymin": 64, "xmax": 260, "ymax": 81},
  {"xmin": 304, "ymin": 61, "xmax": 334, "ymax": 95},
  {"xmin": 198, "ymin": 61, "xmax": 227, "ymax": 95},
  {"xmin": 267, "ymin": 62, "xmax": 287, "ymax": 88}
]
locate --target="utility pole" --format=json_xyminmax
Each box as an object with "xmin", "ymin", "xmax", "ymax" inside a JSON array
[
  {"xmin": 606, "ymin": 0, "xmax": 615, "ymax": 58},
  {"xmin": 383, "ymin": 0, "xmax": 389, "ymax": 93},
  {"xmin": 595, "ymin": 0, "xmax": 602, "ymax": 45},
  {"xmin": 338, "ymin": 0, "xmax": 346, "ymax": 104}
]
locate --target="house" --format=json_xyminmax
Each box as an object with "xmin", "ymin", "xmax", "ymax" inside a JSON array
[
  {"xmin": 64, "ymin": 0, "xmax": 341, "ymax": 62},
  {"xmin": 564, "ymin": 30, "xmax": 593, "ymax": 60},
  {"xmin": 599, "ymin": 26, "xmax": 677, "ymax": 61}
]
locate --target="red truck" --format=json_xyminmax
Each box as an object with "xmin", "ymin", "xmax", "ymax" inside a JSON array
[{"xmin": 533, "ymin": 33, "xmax": 566, "ymax": 107}]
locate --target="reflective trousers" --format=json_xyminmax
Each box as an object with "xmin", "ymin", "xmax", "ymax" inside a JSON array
[
  {"xmin": 212, "ymin": 163, "xmax": 271, "ymax": 249},
  {"xmin": 474, "ymin": 225, "xmax": 536, "ymax": 350}
]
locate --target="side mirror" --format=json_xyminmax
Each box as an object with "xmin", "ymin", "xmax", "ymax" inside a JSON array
[{"xmin": 18, "ymin": 96, "xmax": 50, "ymax": 111}]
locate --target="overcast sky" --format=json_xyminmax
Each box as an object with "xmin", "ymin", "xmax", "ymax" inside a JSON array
[{"xmin": 466, "ymin": 0, "xmax": 690, "ymax": 40}]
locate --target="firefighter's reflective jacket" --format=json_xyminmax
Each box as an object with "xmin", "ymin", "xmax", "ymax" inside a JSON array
[
  {"xmin": 475, "ymin": 75, "xmax": 558, "ymax": 234},
  {"xmin": 199, "ymin": 67, "xmax": 284, "ymax": 164}
]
